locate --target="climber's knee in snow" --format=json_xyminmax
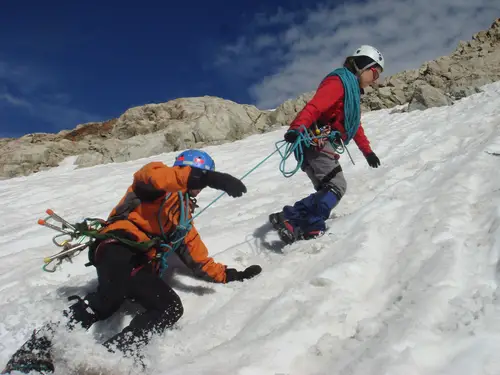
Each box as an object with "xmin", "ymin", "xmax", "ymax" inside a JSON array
[{"xmin": 64, "ymin": 296, "xmax": 99, "ymax": 330}]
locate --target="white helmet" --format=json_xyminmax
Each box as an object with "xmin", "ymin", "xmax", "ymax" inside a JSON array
[{"xmin": 350, "ymin": 45, "xmax": 385, "ymax": 71}]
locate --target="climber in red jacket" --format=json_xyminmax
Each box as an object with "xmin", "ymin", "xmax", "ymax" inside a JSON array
[{"xmin": 270, "ymin": 45, "xmax": 385, "ymax": 244}]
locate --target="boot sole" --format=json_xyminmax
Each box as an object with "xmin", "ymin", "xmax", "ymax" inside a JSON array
[
  {"xmin": 268, "ymin": 213, "xmax": 285, "ymax": 230},
  {"xmin": 277, "ymin": 228, "xmax": 297, "ymax": 245}
]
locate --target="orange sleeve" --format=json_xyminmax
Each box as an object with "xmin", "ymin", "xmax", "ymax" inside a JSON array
[
  {"xmin": 175, "ymin": 225, "xmax": 227, "ymax": 283},
  {"xmin": 132, "ymin": 162, "xmax": 192, "ymax": 200}
]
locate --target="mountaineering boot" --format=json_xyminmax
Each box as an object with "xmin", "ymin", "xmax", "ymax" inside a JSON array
[
  {"xmin": 269, "ymin": 211, "xmax": 286, "ymax": 230},
  {"xmin": 277, "ymin": 220, "xmax": 325, "ymax": 245},
  {"xmin": 302, "ymin": 229, "xmax": 325, "ymax": 241},
  {"xmin": 277, "ymin": 221, "xmax": 302, "ymax": 245},
  {"xmin": 1, "ymin": 328, "xmax": 54, "ymax": 374}
]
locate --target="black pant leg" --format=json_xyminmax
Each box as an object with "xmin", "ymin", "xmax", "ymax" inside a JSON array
[
  {"xmin": 103, "ymin": 266, "xmax": 183, "ymax": 352},
  {"xmin": 65, "ymin": 243, "xmax": 136, "ymax": 329}
]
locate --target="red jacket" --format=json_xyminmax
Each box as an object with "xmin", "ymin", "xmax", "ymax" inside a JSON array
[{"xmin": 289, "ymin": 75, "xmax": 372, "ymax": 155}]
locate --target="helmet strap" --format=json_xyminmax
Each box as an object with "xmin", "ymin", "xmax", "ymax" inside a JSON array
[
  {"xmin": 353, "ymin": 60, "xmax": 377, "ymax": 77},
  {"xmin": 352, "ymin": 60, "xmax": 362, "ymax": 77}
]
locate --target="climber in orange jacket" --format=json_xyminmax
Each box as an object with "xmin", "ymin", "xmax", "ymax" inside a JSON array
[
  {"xmin": 100, "ymin": 154, "xmax": 250, "ymax": 283},
  {"xmin": 2, "ymin": 149, "xmax": 261, "ymax": 374}
]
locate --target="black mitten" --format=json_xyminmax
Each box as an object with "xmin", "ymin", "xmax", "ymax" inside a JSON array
[
  {"xmin": 187, "ymin": 169, "xmax": 247, "ymax": 197},
  {"xmin": 365, "ymin": 152, "xmax": 380, "ymax": 168},
  {"xmin": 225, "ymin": 265, "xmax": 262, "ymax": 282},
  {"xmin": 284, "ymin": 130, "xmax": 300, "ymax": 143}
]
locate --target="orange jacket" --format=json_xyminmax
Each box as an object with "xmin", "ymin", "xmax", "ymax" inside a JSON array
[{"xmin": 100, "ymin": 161, "xmax": 228, "ymax": 283}]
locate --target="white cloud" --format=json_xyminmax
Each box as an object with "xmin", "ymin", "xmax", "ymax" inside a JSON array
[
  {"xmin": 254, "ymin": 7, "xmax": 297, "ymax": 26},
  {"xmin": 254, "ymin": 34, "xmax": 277, "ymax": 50},
  {"xmin": 217, "ymin": 0, "xmax": 500, "ymax": 109},
  {"xmin": 0, "ymin": 92, "xmax": 31, "ymax": 108}
]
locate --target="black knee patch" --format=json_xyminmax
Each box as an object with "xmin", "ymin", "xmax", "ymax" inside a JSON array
[
  {"xmin": 156, "ymin": 297, "xmax": 184, "ymax": 331},
  {"xmin": 169, "ymin": 298, "xmax": 184, "ymax": 323},
  {"xmin": 64, "ymin": 296, "xmax": 99, "ymax": 330},
  {"xmin": 103, "ymin": 298, "xmax": 184, "ymax": 355}
]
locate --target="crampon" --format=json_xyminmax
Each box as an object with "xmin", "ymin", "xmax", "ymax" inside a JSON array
[{"xmin": 38, "ymin": 209, "xmax": 106, "ymax": 273}]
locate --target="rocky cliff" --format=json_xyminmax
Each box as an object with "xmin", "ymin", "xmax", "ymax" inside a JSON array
[
  {"xmin": 1, "ymin": 18, "xmax": 499, "ymax": 179},
  {"xmin": 362, "ymin": 17, "xmax": 500, "ymax": 113},
  {"xmin": 0, "ymin": 98, "xmax": 276, "ymax": 178}
]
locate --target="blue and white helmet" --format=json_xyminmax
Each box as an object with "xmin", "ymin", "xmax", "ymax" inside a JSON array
[{"xmin": 173, "ymin": 149, "xmax": 215, "ymax": 171}]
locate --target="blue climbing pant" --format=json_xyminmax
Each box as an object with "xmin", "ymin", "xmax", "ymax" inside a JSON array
[
  {"xmin": 282, "ymin": 140, "xmax": 346, "ymax": 234},
  {"xmin": 283, "ymin": 190, "xmax": 338, "ymax": 233}
]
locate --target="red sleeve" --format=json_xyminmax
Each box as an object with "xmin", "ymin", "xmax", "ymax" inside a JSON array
[
  {"xmin": 289, "ymin": 76, "xmax": 344, "ymax": 130},
  {"xmin": 353, "ymin": 123, "xmax": 372, "ymax": 155}
]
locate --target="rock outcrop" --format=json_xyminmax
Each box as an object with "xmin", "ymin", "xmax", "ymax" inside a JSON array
[
  {"xmin": 360, "ymin": 17, "xmax": 500, "ymax": 112},
  {"xmin": 0, "ymin": 97, "xmax": 276, "ymax": 179}
]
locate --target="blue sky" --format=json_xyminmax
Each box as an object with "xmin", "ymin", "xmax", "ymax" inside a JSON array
[{"xmin": 1, "ymin": 0, "xmax": 499, "ymax": 137}]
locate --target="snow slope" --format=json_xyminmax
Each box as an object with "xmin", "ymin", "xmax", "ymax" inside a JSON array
[{"xmin": 1, "ymin": 82, "xmax": 500, "ymax": 375}]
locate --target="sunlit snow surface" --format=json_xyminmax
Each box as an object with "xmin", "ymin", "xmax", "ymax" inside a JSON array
[{"xmin": 1, "ymin": 82, "xmax": 500, "ymax": 375}]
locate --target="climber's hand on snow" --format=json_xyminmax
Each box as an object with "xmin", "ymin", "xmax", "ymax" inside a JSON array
[
  {"xmin": 365, "ymin": 152, "xmax": 380, "ymax": 168},
  {"xmin": 187, "ymin": 169, "xmax": 247, "ymax": 197},
  {"xmin": 225, "ymin": 265, "xmax": 262, "ymax": 282}
]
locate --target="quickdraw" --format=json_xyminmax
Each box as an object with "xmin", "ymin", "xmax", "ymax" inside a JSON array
[
  {"xmin": 37, "ymin": 193, "xmax": 196, "ymax": 275},
  {"xmin": 38, "ymin": 209, "xmax": 104, "ymax": 273}
]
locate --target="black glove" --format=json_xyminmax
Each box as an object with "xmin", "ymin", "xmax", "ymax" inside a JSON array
[
  {"xmin": 365, "ymin": 152, "xmax": 380, "ymax": 168},
  {"xmin": 225, "ymin": 265, "xmax": 262, "ymax": 282},
  {"xmin": 187, "ymin": 169, "xmax": 247, "ymax": 197},
  {"xmin": 284, "ymin": 129, "xmax": 300, "ymax": 143}
]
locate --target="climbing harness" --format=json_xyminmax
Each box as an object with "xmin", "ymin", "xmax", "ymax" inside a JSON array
[
  {"xmin": 155, "ymin": 191, "xmax": 193, "ymax": 277},
  {"xmin": 273, "ymin": 68, "xmax": 360, "ymax": 177},
  {"xmin": 275, "ymin": 125, "xmax": 354, "ymax": 178},
  {"xmin": 38, "ymin": 191, "xmax": 195, "ymax": 277}
]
